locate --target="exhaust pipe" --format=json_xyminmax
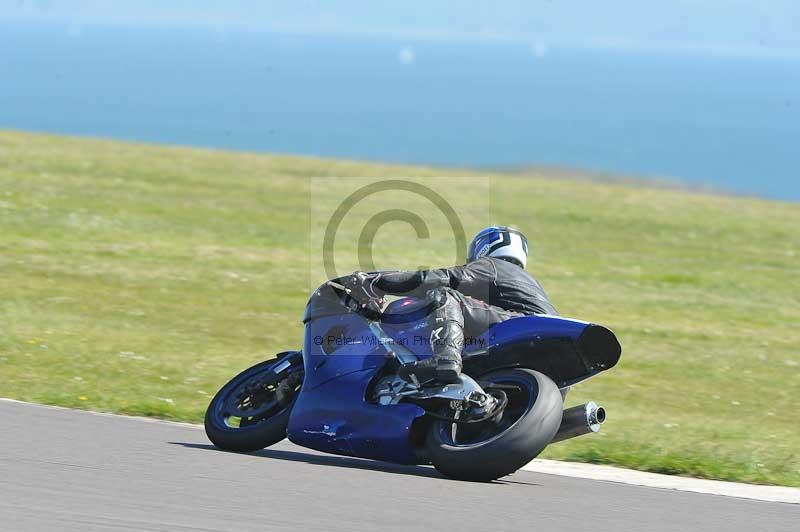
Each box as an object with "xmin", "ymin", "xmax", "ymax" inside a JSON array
[{"xmin": 551, "ymin": 401, "xmax": 606, "ymax": 443}]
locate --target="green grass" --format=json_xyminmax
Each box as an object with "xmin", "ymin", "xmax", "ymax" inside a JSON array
[{"xmin": 1, "ymin": 130, "xmax": 799, "ymax": 486}]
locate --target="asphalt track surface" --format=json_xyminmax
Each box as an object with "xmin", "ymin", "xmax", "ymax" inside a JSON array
[{"xmin": 2, "ymin": 401, "xmax": 798, "ymax": 532}]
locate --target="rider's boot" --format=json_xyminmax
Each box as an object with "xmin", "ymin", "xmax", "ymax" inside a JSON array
[
  {"xmin": 398, "ymin": 288, "xmax": 464, "ymax": 385},
  {"xmin": 397, "ymin": 350, "xmax": 462, "ymax": 385}
]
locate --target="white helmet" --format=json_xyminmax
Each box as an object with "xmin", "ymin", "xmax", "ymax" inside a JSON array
[{"xmin": 467, "ymin": 226, "xmax": 529, "ymax": 268}]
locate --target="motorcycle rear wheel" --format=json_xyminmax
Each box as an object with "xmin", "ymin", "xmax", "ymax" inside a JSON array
[
  {"xmin": 204, "ymin": 352, "xmax": 303, "ymax": 453},
  {"xmin": 426, "ymin": 368, "xmax": 562, "ymax": 482}
]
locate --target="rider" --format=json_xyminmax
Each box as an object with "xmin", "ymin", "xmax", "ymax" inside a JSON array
[{"xmin": 345, "ymin": 226, "xmax": 557, "ymax": 385}]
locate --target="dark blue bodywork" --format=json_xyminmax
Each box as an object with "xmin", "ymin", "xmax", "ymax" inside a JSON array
[{"xmin": 287, "ymin": 287, "xmax": 620, "ymax": 464}]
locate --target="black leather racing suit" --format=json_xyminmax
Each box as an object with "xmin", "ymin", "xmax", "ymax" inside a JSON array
[{"xmin": 373, "ymin": 257, "xmax": 557, "ymax": 364}]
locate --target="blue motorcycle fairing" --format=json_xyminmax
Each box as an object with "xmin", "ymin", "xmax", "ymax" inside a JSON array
[
  {"xmin": 289, "ymin": 287, "xmax": 620, "ymax": 464},
  {"xmin": 299, "ymin": 314, "xmax": 387, "ymax": 392},
  {"xmin": 287, "ymin": 368, "xmax": 425, "ymax": 464},
  {"xmin": 379, "ymin": 297, "xmax": 620, "ymax": 387},
  {"xmin": 463, "ymin": 315, "xmax": 621, "ymax": 388},
  {"xmin": 475, "ymin": 314, "xmax": 590, "ymax": 350},
  {"xmin": 287, "ymin": 310, "xmax": 428, "ymax": 464}
]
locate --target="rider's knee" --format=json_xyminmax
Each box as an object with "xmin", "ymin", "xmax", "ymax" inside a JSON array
[
  {"xmin": 425, "ymin": 287, "xmax": 464, "ymax": 325},
  {"xmin": 425, "ymin": 286, "xmax": 456, "ymax": 307}
]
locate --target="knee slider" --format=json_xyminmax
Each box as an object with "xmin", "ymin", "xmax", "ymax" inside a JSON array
[{"xmin": 425, "ymin": 287, "xmax": 452, "ymax": 307}]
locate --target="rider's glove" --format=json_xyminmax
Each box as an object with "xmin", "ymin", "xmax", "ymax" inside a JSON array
[{"xmin": 343, "ymin": 271, "xmax": 384, "ymax": 320}]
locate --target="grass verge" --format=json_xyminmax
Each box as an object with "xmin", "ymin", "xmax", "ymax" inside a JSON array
[{"xmin": 1, "ymin": 130, "xmax": 798, "ymax": 486}]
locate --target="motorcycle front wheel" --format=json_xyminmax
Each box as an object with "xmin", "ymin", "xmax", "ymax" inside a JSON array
[
  {"xmin": 204, "ymin": 351, "xmax": 304, "ymax": 453},
  {"xmin": 426, "ymin": 368, "xmax": 563, "ymax": 482}
]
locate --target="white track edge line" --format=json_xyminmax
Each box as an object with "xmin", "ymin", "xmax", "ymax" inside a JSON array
[
  {"xmin": 521, "ymin": 459, "xmax": 800, "ymax": 504},
  {"xmin": 3, "ymin": 398, "xmax": 798, "ymax": 504}
]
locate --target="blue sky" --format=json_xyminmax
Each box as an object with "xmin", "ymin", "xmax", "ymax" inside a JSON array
[{"xmin": 3, "ymin": 1, "xmax": 800, "ymax": 57}]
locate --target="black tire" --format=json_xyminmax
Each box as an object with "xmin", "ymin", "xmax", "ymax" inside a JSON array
[
  {"xmin": 204, "ymin": 353, "xmax": 303, "ymax": 453},
  {"xmin": 426, "ymin": 368, "xmax": 563, "ymax": 482}
]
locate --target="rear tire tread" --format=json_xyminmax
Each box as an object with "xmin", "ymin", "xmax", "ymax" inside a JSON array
[{"xmin": 426, "ymin": 368, "xmax": 563, "ymax": 482}]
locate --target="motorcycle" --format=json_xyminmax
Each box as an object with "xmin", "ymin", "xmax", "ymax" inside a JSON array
[{"xmin": 205, "ymin": 278, "xmax": 621, "ymax": 481}]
